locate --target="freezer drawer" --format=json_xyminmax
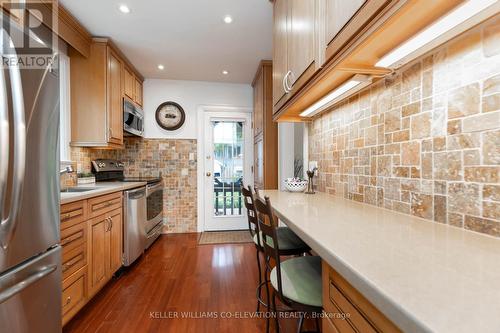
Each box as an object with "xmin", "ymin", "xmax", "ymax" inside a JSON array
[{"xmin": 0, "ymin": 246, "xmax": 61, "ymax": 333}]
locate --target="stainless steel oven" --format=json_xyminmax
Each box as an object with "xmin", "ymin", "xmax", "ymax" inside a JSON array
[
  {"xmin": 145, "ymin": 181, "xmax": 163, "ymax": 248},
  {"xmin": 123, "ymin": 97, "xmax": 144, "ymax": 137}
]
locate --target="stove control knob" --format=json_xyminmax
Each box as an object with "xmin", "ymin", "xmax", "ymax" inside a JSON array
[{"xmin": 99, "ymin": 163, "xmax": 106, "ymax": 168}]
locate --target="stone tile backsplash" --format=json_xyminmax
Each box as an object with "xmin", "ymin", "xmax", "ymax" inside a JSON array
[
  {"xmin": 308, "ymin": 16, "xmax": 500, "ymax": 238},
  {"xmin": 71, "ymin": 138, "xmax": 197, "ymax": 233}
]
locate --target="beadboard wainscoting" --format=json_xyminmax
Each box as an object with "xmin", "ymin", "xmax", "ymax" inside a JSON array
[
  {"xmin": 71, "ymin": 138, "xmax": 198, "ymax": 233},
  {"xmin": 308, "ymin": 16, "xmax": 500, "ymax": 238}
]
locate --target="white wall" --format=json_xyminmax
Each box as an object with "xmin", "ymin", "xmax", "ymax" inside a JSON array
[{"xmin": 143, "ymin": 79, "xmax": 253, "ymax": 139}]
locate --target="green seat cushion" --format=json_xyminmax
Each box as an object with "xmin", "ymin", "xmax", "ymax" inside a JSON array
[
  {"xmin": 270, "ymin": 256, "xmax": 322, "ymax": 307},
  {"xmin": 253, "ymin": 227, "xmax": 309, "ymax": 251}
]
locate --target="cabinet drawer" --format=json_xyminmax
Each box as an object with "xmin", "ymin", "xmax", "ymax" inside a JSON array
[
  {"xmin": 61, "ymin": 200, "xmax": 86, "ymax": 230},
  {"xmin": 323, "ymin": 316, "xmax": 341, "ymax": 333},
  {"xmin": 61, "ymin": 221, "xmax": 87, "ymax": 254},
  {"xmin": 322, "ymin": 261, "xmax": 401, "ymax": 333},
  {"xmin": 88, "ymin": 192, "xmax": 122, "ymax": 218},
  {"xmin": 329, "ymin": 282, "xmax": 376, "ymax": 333},
  {"xmin": 62, "ymin": 242, "xmax": 87, "ymax": 280},
  {"xmin": 62, "ymin": 266, "xmax": 87, "ymax": 323}
]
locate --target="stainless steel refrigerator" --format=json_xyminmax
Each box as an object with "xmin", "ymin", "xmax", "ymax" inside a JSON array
[{"xmin": 0, "ymin": 10, "xmax": 62, "ymax": 333}]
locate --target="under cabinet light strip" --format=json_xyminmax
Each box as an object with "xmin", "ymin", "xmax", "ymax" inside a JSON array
[
  {"xmin": 376, "ymin": 0, "xmax": 498, "ymax": 68},
  {"xmin": 300, "ymin": 75, "xmax": 371, "ymax": 117}
]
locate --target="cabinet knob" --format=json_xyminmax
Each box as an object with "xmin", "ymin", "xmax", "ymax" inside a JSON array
[
  {"xmin": 66, "ymin": 296, "xmax": 71, "ymax": 305},
  {"xmin": 206, "ymin": 172, "xmax": 211, "ymax": 177}
]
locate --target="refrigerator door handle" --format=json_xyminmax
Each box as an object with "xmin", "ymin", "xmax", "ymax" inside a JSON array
[
  {"xmin": 0, "ymin": 264, "xmax": 57, "ymax": 304},
  {"xmin": 0, "ymin": 30, "xmax": 26, "ymax": 250},
  {"xmin": 0, "ymin": 54, "xmax": 8, "ymax": 219}
]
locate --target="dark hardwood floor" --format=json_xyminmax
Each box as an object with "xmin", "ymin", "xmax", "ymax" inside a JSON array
[{"xmin": 65, "ymin": 234, "xmax": 280, "ymax": 333}]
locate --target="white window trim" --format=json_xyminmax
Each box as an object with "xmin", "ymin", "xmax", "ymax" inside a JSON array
[{"xmin": 59, "ymin": 53, "xmax": 71, "ymax": 165}]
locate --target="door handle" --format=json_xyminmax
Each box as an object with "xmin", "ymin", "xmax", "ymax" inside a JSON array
[
  {"xmin": 0, "ymin": 264, "xmax": 57, "ymax": 305},
  {"xmin": 206, "ymin": 172, "xmax": 211, "ymax": 177},
  {"xmin": 0, "ymin": 51, "xmax": 8, "ymax": 220},
  {"xmin": 0, "ymin": 30, "xmax": 26, "ymax": 250}
]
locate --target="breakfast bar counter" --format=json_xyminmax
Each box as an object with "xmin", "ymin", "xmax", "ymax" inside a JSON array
[{"xmin": 259, "ymin": 190, "xmax": 500, "ymax": 333}]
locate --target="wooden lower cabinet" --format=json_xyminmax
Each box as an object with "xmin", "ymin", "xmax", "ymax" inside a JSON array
[
  {"xmin": 61, "ymin": 193, "xmax": 123, "ymax": 325},
  {"xmin": 322, "ymin": 260, "xmax": 401, "ymax": 333}
]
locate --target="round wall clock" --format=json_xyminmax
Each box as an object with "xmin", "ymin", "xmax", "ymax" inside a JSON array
[{"xmin": 155, "ymin": 101, "xmax": 186, "ymax": 131}]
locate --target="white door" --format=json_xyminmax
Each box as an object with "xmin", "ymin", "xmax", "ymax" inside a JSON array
[{"xmin": 204, "ymin": 112, "xmax": 253, "ymax": 231}]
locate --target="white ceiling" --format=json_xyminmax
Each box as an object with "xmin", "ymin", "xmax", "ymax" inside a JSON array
[{"xmin": 60, "ymin": 0, "xmax": 273, "ymax": 83}]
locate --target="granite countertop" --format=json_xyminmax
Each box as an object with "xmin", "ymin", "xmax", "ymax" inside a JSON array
[
  {"xmin": 60, "ymin": 182, "xmax": 147, "ymax": 205},
  {"xmin": 259, "ymin": 190, "xmax": 500, "ymax": 333}
]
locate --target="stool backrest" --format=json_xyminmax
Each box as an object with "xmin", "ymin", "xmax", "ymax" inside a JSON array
[
  {"xmin": 254, "ymin": 196, "xmax": 284, "ymax": 299},
  {"xmin": 241, "ymin": 185, "xmax": 260, "ymax": 245}
]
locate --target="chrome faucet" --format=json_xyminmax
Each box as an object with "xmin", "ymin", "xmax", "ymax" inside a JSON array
[{"xmin": 60, "ymin": 165, "xmax": 74, "ymax": 175}]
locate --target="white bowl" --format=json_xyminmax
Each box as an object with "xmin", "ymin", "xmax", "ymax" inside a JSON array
[{"xmin": 284, "ymin": 180, "xmax": 308, "ymax": 192}]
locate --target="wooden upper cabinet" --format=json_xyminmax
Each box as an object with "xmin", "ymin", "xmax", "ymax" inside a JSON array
[
  {"xmin": 323, "ymin": 0, "xmax": 390, "ymax": 63},
  {"xmin": 70, "ymin": 38, "xmax": 144, "ymax": 148},
  {"xmin": 287, "ymin": 0, "xmax": 318, "ymax": 91},
  {"xmin": 134, "ymin": 78, "xmax": 143, "ymax": 106},
  {"xmin": 272, "ymin": 0, "xmax": 289, "ymax": 108},
  {"xmin": 272, "ymin": 0, "xmax": 320, "ymax": 112},
  {"xmin": 124, "ymin": 66, "xmax": 135, "ymax": 99},
  {"xmin": 107, "ymin": 49, "xmax": 123, "ymax": 146},
  {"xmin": 325, "ymin": 0, "xmax": 365, "ymax": 46}
]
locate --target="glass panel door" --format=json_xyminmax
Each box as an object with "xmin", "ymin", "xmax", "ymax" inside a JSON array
[{"xmin": 212, "ymin": 121, "xmax": 244, "ymax": 217}]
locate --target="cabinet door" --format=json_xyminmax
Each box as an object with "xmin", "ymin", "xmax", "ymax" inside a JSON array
[
  {"xmin": 134, "ymin": 78, "xmax": 143, "ymax": 106},
  {"xmin": 325, "ymin": 0, "xmax": 365, "ymax": 45},
  {"xmin": 272, "ymin": 0, "xmax": 288, "ymax": 108},
  {"xmin": 254, "ymin": 136, "xmax": 264, "ymax": 188},
  {"xmin": 253, "ymin": 71, "xmax": 264, "ymax": 137},
  {"xmin": 287, "ymin": 0, "xmax": 318, "ymax": 91},
  {"xmin": 89, "ymin": 216, "xmax": 109, "ymax": 295},
  {"xmin": 107, "ymin": 209, "xmax": 123, "ymax": 275},
  {"xmin": 107, "ymin": 48, "xmax": 123, "ymax": 145},
  {"xmin": 124, "ymin": 66, "xmax": 135, "ymax": 99}
]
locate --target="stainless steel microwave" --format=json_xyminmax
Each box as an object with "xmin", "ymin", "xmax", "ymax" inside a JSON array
[{"xmin": 123, "ymin": 98, "xmax": 144, "ymax": 137}]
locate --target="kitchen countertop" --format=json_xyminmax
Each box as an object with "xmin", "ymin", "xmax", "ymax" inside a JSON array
[
  {"xmin": 60, "ymin": 182, "xmax": 147, "ymax": 205},
  {"xmin": 259, "ymin": 190, "xmax": 500, "ymax": 333}
]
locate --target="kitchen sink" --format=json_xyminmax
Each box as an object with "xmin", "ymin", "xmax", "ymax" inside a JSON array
[{"xmin": 60, "ymin": 187, "xmax": 97, "ymax": 193}]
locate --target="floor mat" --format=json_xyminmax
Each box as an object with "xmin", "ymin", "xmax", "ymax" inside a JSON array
[{"xmin": 198, "ymin": 231, "xmax": 253, "ymax": 245}]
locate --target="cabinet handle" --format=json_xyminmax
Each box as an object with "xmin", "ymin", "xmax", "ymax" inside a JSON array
[
  {"xmin": 61, "ymin": 213, "xmax": 72, "ymax": 222},
  {"xmin": 282, "ymin": 71, "xmax": 291, "ymax": 93},
  {"xmin": 62, "ymin": 253, "xmax": 83, "ymax": 272},
  {"xmin": 61, "ymin": 230, "xmax": 84, "ymax": 247},
  {"xmin": 284, "ymin": 70, "xmax": 294, "ymax": 92},
  {"xmin": 65, "ymin": 296, "xmax": 71, "ymax": 305}
]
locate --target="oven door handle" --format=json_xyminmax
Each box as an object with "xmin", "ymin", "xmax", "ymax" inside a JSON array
[
  {"xmin": 147, "ymin": 223, "xmax": 163, "ymax": 238},
  {"xmin": 146, "ymin": 182, "xmax": 163, "ymax": 195}
]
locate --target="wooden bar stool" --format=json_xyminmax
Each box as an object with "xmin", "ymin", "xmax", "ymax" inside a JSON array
[
  {"xmin": 254, "ymin": 195, "xmax": 323, "ymax": 333},
  {"xmin": 241, "ymin": 185, "xmax": 311, "ymax": 313}
]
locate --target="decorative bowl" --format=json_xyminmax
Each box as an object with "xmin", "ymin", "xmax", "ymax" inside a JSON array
[{"xmin": 284, "ymin": 178, "xmax": 308, "ymax": 192}]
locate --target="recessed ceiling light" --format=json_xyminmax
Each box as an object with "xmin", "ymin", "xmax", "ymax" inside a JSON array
[
  {"xmin": 222, "ymin": 70, "xmax": 229, "ymax": 75},
  {"xmin": 119, "ymin": 4, "xmax": 130, "ymax": 14},
  {"xmin": 223, "ymin": 15, "xmax": 233, "ymax": 24},
  {"xmin": 158, "ymin": 64, "xmax": 164, "ymax": 70}
]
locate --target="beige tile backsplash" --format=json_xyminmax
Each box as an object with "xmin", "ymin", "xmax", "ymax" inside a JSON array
[
  {"xmin": 70, "ymin": 137, "xmax": 197, "ymax": 233},
  {"xmin": 308, "ymin": 16, "xmax": 500, "ymax": 237}
]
